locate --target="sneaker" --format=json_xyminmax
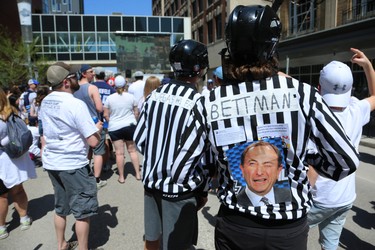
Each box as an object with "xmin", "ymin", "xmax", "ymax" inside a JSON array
[
  {"xmin": 64, "ymin": 240, "xmax": 78, "ymax": 250},
  {"xmin": 0, "ymin": 227, "xmax": 8, "ymax": 240},
  {"xmin": 96, "ymin": 180, "xmax": 107, "ymax": 190},
  {"xmin": 20, "ymin": 216, "xmax": 32, "ymax": 231}
]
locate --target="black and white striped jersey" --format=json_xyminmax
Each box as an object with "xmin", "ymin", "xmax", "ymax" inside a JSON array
[
  {"xmin": 134, "ymin": 79, "xmax": 212, "ymax": 196},
  {"xmin": 181, "ymin": 74, "xmax": 359, "ymax": 220}
]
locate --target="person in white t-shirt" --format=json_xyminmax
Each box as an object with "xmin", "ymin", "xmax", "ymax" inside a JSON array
[
  {"xmin": 201, "ymin": 79, "xmax": 214, "ymax": 96},
  {"xmin": 39, "ymin": 62, "xmax": 102, "ymax": 250},
  {"xmin": 103, "ymin": 75, "xmax": 141, "ymax": 183},
  {"xmin": 307, "ymin": 48, "xmax": 375, "ymax": 250},
  {"xmin": 128, "ymin": 71, "xmax": 145, "ymax": 106}
]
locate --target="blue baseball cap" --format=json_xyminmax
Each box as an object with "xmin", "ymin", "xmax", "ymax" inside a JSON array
[
  {"xmin": 213, "ymin": 66, "xmax": 223, "ymax": 80},
  {"xmin": 80, "ymin": 64, "xmax": 92, "ymax": 73},
  {"xmin": 28, "ymin": 79, "xmax": 39, "ymax": 85}
]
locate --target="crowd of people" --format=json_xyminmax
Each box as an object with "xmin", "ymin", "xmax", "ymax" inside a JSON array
[{"xmin": 0, "ymin": 4, "xmax": 374, "ymax": 250}]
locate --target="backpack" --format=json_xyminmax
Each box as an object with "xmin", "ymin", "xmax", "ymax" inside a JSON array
[
  {"xmin": 23, "ymin": 90, "xmax": 33, "ymax": 113},
  {"xmin": 1, "ymin": 113, "xmax": 33, "ymax": 158}
]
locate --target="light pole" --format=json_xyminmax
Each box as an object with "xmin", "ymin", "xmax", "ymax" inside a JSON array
[{"xmin": 17, "ymin": 0, "xmax": 33, "ymax": 79}]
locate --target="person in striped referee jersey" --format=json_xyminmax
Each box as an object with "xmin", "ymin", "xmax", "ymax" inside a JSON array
[
  {"xmin": 176, "ymin": 5, "xmax": 360, "ymax": 250},
  {"xmin": 134, "ymin": 39, "xmax": 214, "ymax": 250}
]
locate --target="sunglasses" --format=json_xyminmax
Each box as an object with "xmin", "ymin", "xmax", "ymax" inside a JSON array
[{"xmin": 65, "ymin": 72, "xmax": 79, "ymax": 80}]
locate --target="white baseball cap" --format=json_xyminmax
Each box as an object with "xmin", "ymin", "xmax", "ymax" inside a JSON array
[
  {"xmin": 319, "ymin": 61, "xmax": 353, "ymax": 108},
  {"xmin": 114, "ymin": 75, "xmax": 126, "ymax": 88}
]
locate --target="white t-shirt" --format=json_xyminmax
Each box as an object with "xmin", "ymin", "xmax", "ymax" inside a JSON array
[
  {"xmin": 39, "ymin": 91, "xmax": 98, "ymax": 170},
  {"xmin": 201, "ymin": 86, "xmax": 210, "ymax": 97},
  {"xmin": 104, "ymin": 92, "xmax": 137, "ymax": 132},
  {"xmin": 27, "ymin": 125, "xmax": 40, "ymax": 157},
  {"xmin": 310, "ymin": 97, "xmax": 371, "ymax": 207},
  {"xmin": 128, "ymin": 80, "xmax": 145, "ymax": 105}
]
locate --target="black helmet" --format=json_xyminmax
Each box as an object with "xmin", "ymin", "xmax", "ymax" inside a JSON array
[
  {"xmin": 169, "ymin": 39, "xmax": 209, "ymax": 78},
  {"xmin": 225, "ymin": 5, "xmax": 281, "ymax": 64}
]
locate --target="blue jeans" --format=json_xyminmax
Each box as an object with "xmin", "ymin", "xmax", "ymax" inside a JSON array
[{"xmin": 307, "ymin": 203, "xmax": 352, "ymax": 250}]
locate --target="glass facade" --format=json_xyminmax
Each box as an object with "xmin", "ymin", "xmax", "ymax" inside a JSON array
[{"xmin": 32, "ymin": 14, "xmax": 188, "ymax": 64}]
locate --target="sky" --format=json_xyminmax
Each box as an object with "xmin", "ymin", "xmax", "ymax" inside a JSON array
[{"xmin": 84, "ymin": 0, "xmax": 152, "ymax": 16}]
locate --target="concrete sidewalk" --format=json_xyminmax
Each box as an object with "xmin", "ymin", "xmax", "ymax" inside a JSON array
[{"xmin": 359, "ymin": 136, "xmax": 375, "ymax": 148}]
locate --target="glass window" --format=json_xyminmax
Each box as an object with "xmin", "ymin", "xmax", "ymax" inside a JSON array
[
  {"xmin": 85, "ymin": 53, "xmax": 97, "ymax": 60},
  {"xmin": 42, "ymin": 33, "xmax": 56, "ymax": 47},
  {"xmin": 71, "ymin": 53, "xmax": 83, "ymax": 60},
  {"xmin": 207, "ymin": 19, "xmax": 213, "ymax": 43},
  {"xmin": 192, "ymin": 1, "xmax": 198, "ymax": 17},
  {"xmin": 51, "ymin": 0, "xmax": 56, "ymax": 11},
  {"xmin": 43, "ymin": 0, "xmax": 49, "ymax": 13},
  {"xmin": 161, "ymin": 18, "xmax": 171, "ymax": 32},
  {"xmin": 68, "ymin": 0, "xmax": 72, "ymax": 12},
  {"xmin": 109, "ymin": 33, "xmax": 117, "ymax": 47},
  {"xmin": 32, "ymin": 16, "xmax": 40, "ymax": 31},
  {"xmin": 56, "ymin": 15, "xmax": 68, "ymax": 31},
  {"xmin": 70, "ymin": 32, "xmax": 83, "ymax": 52},
  {"xmin": 289, "ymin": 67, "xmax": 299, "ymax": 75},
  {"xmin": 215, "ymin": 13, "xmax": 222, "ymax": 39},
  {"xmin": 300, "ymin": 65, "xmax": 311, "ymax": 74},
  {"xmin": 97, "ymin": 33, "xmax": 110, "ymax": 52},
  {"xmin": 43, "ymin": 44, "xmax": 56, "ymax": 53},
  {"xmin": 96, "ymin": 16, "xmax": 108, "ymax": 31},
  {"xmin": 148, "ymin": 17, "xmax": 159, "ymax": 32},
  {"xmin": 198, "ymin": 26, "xmax": 204, "ymax": 43},
  {"xmin": 56, "ymin": 33, "xmax": 69, "ymax": 52},
  {"xmin": 83, "ymin": 16, "xmax": 95, "ymax": 31},
  {"xmin": 83, "ymin": 33, "xmax": 96, "ymax": 51},
  {"xmin": 110, "ymin": 16, "xmax": 121, "ymax": 31},
  {"xmin": 123, "ymin": 17, "xmax": 134, "ymax": 31},
  {"xmin": 311, "ymin": 74, "xmax": 319, "ymax": 87},
  {"xmin": 136, "ymin": 17, "xmax": 147, "ymax": 31},
  {"xmin": 69, "ymin": 16, "xmax": 82, "ymax": 31},
  {"xmin": 41, "ymin": 16, "xmax": 54, "ymax": 31},
  {"xmin": 198, "ymin": 0, "xmax": 204, "ymax": 13},
  {"xmin": 98, "ymin": 53, "xmax": 110, "ymax": 60},
  {"xmin": 33, "ymin": 33, "xmax": 42, "ymax": 46},
  {"xmin": 83, "ymin": 46, "xmax": 95, "ymax": 52},
  {"xmin": 207, "ymin": 0, "xmax": 213, "ymax": 6},
  {"xmin": 173, "ymin": 18, "xmax": 184, "ymax": 33},
  {"xmin": 111, "ymin": 53, "xmax": 117, "ymax": 60},
  {"xmin": 312, "ymin": 64, "xmax": 324, "ymax": 74},
  {"xmin": 289, "ymin": 0, "xmax": 316, "ymax": 34},
  {"xmin": 57, "ymin": 53, "xmax": 69, "ymax": 60}
]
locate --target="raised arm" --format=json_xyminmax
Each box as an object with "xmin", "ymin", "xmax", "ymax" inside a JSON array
[{"xmin": 351, "ymin": 48, "xmax": 375, "ymax": 111}]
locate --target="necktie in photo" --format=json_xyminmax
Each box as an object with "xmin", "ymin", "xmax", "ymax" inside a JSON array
[{"xmin": 261, "ymin": 196, "xmax": 270, "ymax": 205}]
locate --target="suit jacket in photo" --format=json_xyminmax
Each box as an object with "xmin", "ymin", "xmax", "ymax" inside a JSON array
[{"xmin": 236, "ymin": 185, "xmax": 292, "ymax": 207}]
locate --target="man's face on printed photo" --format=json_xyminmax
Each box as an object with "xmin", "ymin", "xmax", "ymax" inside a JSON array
[{"xmin": 240, "ymin": 144, "xmax": 282, "ymax": 196}]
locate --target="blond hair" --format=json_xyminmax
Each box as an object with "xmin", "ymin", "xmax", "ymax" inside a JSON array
[
  {"xmin": 144, "ymin": 76, "xmax": 161, "ymax": 99},
  {"xmin": 0, "ymin": 88, "xmax": 16, "ymax": 121}
]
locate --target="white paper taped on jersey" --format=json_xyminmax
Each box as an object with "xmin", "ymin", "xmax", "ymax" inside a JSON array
[
  {"xmin": 207, "ymin": 89, "xmax": 299, "ymax": 122},
  {"xmin": 149, "ymin": 91, "xmax": 195, "ymax": 110}
]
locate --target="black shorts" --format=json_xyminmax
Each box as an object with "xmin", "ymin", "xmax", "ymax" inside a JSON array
[
  {"xmin": 0, "ymin": 179, "xmax": 9, "ymax": 195},
  {"xmin": 108, "ymin": 124, "xmax": 136, "ymax": 141}
]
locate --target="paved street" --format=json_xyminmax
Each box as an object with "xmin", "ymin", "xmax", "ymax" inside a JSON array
[{"xmin": 1, "ymin": 145, "xmax": 375, "ymax": 250}]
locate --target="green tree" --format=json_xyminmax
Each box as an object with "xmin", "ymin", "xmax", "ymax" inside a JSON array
[{"xmin": 0, "ymin": 25, "xmax": 48, "ymax": 88}]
